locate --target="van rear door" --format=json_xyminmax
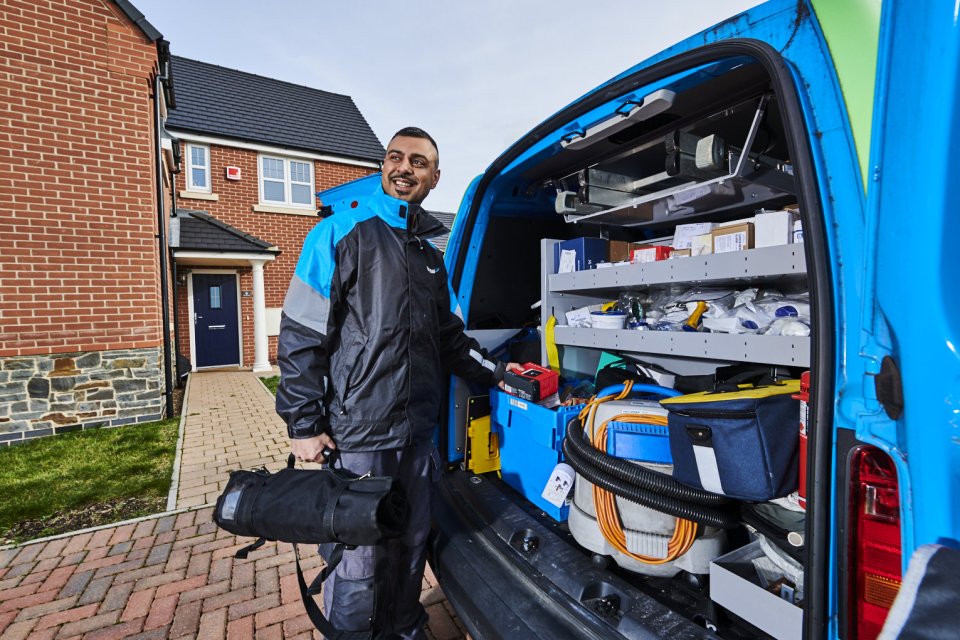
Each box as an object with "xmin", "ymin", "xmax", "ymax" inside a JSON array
[{"xmin": 858, "ymin": 3, "xmax": 960, "ymax": 549}]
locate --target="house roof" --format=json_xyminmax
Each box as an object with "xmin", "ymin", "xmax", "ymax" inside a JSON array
[
  {"xmin": 430, "ymin": 211, "xmax": 456, "ymax": 253},
  {"xmin": 166, "ymin": 56, "xmax": 385, "ymax": 163},
  {"xmin": 173, "ymin": 209, "xmax": 279, "ymax": 254},
  {"xmin": 111, "ymin": 0, "xmax": 162, "ymax": 42}
]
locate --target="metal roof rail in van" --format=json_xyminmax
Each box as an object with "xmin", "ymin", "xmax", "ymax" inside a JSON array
[{"xmin": 560, "ymin": 88, "xmax": 676, "ymax": 151}]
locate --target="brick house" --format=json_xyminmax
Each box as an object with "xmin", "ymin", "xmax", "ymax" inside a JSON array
[
  {"xmin": 0, "ymin": 0, "xmax": 389, "ymax": 444},
  {"xmin": 163, "ymin": 56, "xmax": 383, "ymax": 377}
]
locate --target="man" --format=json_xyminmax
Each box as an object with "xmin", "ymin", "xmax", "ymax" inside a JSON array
[{"xmin": 276, "ymin": 127, "xmax": 518, "ymax": 639}]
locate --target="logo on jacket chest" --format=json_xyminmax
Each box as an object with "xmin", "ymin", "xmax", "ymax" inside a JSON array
[{"xmin": 426, "ymin": 266, "xmax": 439, "ymax": 274}]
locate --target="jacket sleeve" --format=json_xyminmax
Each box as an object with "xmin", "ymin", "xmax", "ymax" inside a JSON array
[
  {"xmin": 276, "ymin": 221, "xmax": 346, "ymax": 439},
  {"xmin": 435, "ymin": 263, "xmax": 505, "ymax": 387}
]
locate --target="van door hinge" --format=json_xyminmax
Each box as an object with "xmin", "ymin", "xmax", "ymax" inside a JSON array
[{"xmin": 874, "ymin": 356, "xmax": 904, "ymax": 420}]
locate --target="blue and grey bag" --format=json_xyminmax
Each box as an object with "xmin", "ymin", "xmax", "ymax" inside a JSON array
[{"xmin": 660, "ymin": 379, "xmax": 801, "ymax": 502}]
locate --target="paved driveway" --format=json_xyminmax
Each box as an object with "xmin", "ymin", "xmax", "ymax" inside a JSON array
[{"xmin": 0, "ymin": 371, "xmax": 467, "ymax": 639}]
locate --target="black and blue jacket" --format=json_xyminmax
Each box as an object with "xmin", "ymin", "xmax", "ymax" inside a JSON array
[{"xmin": 276, "ymin": 184, "xmax": 503, "ymax": 451}]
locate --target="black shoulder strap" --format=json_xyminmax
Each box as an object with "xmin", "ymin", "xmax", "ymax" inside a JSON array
[{"xmin": 295, "ymin": 542, "xmax": 373, "ymax": 640}]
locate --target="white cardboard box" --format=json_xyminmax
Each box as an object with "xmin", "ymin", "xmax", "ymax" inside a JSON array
[
  {"xmin": 710, "ymin": 541, "xmax": 803, "ymax": 640},
  {"xmin": 755, "ymin": 209, "xmax": 799, "ymax": 248}
]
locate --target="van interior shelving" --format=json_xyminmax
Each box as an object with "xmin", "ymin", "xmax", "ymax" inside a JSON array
[{"xmin": 454, "ymin": 54, "xmax": 815, "ymax": 638}]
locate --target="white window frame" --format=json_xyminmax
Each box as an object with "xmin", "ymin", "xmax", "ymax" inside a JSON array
[
  {"xmin": 185, "ymin": 143, "xmax": 211, "ymax": 193},
  {"xmin": 257, "ymin": 154, "xmax": 316, "ymax": 209}
]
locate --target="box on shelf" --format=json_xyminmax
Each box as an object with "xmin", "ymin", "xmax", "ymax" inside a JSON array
[
  {"xmin": 554, "ymin": 237, "xmax": 608, "ymax": 273},
  {"xmin": 672, "ymin": 223, "xmax": 717, "ymax": 250},
  {"xmin": 631, "ymin": 244, "xmax": 673, "ymax": 263},
  {"xmin": 755, "ymin": 209, "xmax": 799, "ymax": 248},
  {"xmin": 669, "ymin": 248, "xmax": 692, "ymax": 259},
  {"xmin": 710, "ymin": 540, "xmax": 803, "ymax": 640},
  {"xmin": 608, "ymin": 240, "xmax": 634, "ymax": 263},
  {"xmin": 712, "ymin": 222, "xmax": 755, "ymax": 253},
  {"xmin": 490, "ymin": 390, "xmax": 584, "ymax": 521},
  {"xmin": 691, "ymin": 233, "xmax": 713, "ymax": 256}
]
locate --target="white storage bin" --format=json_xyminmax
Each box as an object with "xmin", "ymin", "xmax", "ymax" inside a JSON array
[{"xmin": 710, "ymin": 540, "xmax": 803, "ymax": 640}]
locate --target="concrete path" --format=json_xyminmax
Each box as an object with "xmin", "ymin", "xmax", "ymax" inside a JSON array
[{"xmin": 0, "ymin": 370, "xmax": 468, "ymax": 640}]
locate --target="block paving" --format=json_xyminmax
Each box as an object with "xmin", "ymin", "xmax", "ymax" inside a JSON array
[{"xmin": 0, "ymin": 371, "xmax": 468, "ymax": 639}]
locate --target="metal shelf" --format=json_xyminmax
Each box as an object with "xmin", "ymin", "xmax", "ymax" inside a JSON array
[
  {"xmin": 549, "ymin": 244, "xmax": 806, "ymax": 293},
  {"xmin": 554, "ymin": 327, "xmax": 810, "ymax": 368}
]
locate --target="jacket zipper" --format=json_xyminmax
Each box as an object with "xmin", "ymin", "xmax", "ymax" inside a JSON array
[{"xmin": 667, "ymin": 408, "xmax": 757, "ymax": 419}]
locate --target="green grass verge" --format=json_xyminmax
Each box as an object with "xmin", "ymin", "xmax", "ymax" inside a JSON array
[
  {"xmin": 0, "ymin": 418, "xmax": 179, "ymax": 542},
  {"xmin": 261, "ymin": 375, "xmax": 279, "ymax": 395}
]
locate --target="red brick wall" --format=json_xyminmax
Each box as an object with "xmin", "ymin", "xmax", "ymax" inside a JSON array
[
  {"xmin": 172, "ymin": 145, "xmax": 375, "ymax": 365},
  {"xmin": 0, "ymin": 0, "xmax": 161, "ymax": 357}
]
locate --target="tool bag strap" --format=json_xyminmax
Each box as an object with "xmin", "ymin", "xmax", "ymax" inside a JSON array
[{"xmin": 295, "ymin": 542, "xmax": 373, "ymax": 640}]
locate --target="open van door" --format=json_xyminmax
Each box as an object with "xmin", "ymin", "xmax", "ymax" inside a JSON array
[{"xmin": 846, "ymin": 2, "xmax": 960, "ymax": 638}]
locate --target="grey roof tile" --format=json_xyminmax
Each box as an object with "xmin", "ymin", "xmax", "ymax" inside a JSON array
[
  {"xmin": 175, "ymin": 209, "xmax": 279, "ymax": 254},
  {"xmin": 430, "ymin": 211, "xmax": 456, "ymax": 253},
  {"xmin": 166, "ymin": 56, "xmax": 385, "ymax": 163}
]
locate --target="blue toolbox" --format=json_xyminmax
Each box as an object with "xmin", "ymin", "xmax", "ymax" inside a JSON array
[{"xmin": 490, "ymin": 390, "xmax": 583, "ymax": 521}]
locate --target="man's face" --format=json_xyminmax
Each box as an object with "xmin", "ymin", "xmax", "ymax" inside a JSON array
[{"xmin": 381, "ymin": 136, "xmax": 440, "ymax": 204}]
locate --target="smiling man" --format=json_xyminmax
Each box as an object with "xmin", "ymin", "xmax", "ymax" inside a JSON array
[{"xmin": 276, "ymin": 127, "xmax": 518, "ymax": 639}]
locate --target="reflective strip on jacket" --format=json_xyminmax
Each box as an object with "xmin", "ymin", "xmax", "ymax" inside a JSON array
[{"xmin": 276, "ymin": 184, "xmax": 502, "ymax": 451}]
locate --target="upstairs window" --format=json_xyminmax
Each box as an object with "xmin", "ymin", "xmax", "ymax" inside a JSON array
[
  {"xmin": 259, "ymin": 155, "xmax": 315, "ymax": 208},
  {"xmin": 186, "ymin": 144, "xmax": 211, "ymax": 192}
]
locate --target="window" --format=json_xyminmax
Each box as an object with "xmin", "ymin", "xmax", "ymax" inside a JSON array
[
  {"xmin": 186, "ymin": 144, "xmax": 211, "ymax": 192},
  {"xmin": 259, "ymin": 155, "xmax": 315, "ymax": 208},
  {"xmin": 209, "ymin": 286, "xmax": 222, "ymax": 309}
]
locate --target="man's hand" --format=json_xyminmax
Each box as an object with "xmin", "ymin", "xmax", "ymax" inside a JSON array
[
  {"xmin": 498, "ymin": 362, "xmax": 525, "ymax": 390},
  {"xmin": 291, "ymin": 433, "xmax": 337, "ymax": 464}
]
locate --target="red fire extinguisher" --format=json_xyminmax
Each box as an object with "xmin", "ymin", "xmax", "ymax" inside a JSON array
[{"xmin": 793, "ymin": 371, "xmax": 810, "ymax": 510}]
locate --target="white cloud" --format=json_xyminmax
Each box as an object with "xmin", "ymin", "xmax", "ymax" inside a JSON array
[{"xmin": 140, "ymin": 0, "xmax": 762, "ymax": 211}]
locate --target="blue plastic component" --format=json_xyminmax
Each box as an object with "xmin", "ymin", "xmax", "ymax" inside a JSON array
[
  {"xmin": 606, "ymin": 421, "xmax": 672, "ymax": 464},
  {"xmin": 596, "ymin": 383, "xmax": 682, "ymax": 399},
  {"xmin": 490, "ymin": 391, "xmax": 583, "ymax": 521}
]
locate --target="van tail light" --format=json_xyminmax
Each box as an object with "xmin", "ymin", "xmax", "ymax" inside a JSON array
[{"xmin": 849, "ymin": 445, "xmax": 902, "ymax": 640}]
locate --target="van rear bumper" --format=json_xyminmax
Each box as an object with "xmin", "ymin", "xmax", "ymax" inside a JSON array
[{"xmin": 430, "ymin": 469, "xmax": 717, "ymax": 640}]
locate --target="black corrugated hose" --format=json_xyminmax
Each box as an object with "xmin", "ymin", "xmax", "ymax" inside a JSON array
[{"xmin": 562, "ymin": 417, "xmax": 740, "ymax": 529}]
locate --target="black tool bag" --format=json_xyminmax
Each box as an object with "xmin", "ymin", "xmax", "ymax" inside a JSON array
[{"xmin": 214, "ymin": 454, "xmax": 409, "ymax": 640}]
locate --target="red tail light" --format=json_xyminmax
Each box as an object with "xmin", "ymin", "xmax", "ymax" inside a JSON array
[{"xmin": 849, "ymin": 446, "xmax": 902, "ymax": 640}]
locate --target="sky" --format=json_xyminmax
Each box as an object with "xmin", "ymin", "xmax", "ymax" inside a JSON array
[{"xmin": 136, "ymin": 0, "xmax": 764, "ymax": 213}]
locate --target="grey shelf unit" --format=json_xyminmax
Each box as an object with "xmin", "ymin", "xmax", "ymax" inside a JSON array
[{"xmin": 541, "ymin": 239, "xmax": 811, "ymax": 369}]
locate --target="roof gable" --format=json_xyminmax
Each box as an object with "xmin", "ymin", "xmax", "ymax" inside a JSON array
[{"xmin": 166, "ymin": 56, "xmax": 385, "ymax": 163}]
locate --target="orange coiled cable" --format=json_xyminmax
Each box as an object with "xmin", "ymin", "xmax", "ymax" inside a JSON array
[{"xmin": 580, "ymin": 383, "xmax": 698, "ymax": 564}]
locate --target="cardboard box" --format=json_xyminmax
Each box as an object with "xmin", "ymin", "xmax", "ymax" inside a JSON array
[
  {"xmin": 755, "ymin": 209, "xmax": 798, "ymax": 248},
  {"xmin": 608, "ymin": 240, "xmax": 634, "ymax": 263},
  {"xmin": 712, "ymin": 222, "xmax": 754, "ymax": 253},
  {"xmin": 691, "ymin": 233, "xmax": 713, "ymax": 256},
  {"xmin": 710, "ymin": 541, "xmax": 802, "ymax": 640},
  {"xmin": 554, "ymin": 237, "xmax": 608, "ymax": 273},
  {"xmin": 630, "ymin": 244, "xmax": 672, "ymax": 263},
  {"xmin": 672, "ymin": 223, "xmax": 717, "ymax": 250},
  {"xmin": 668, "ymin": 248, "xmax": 691, "ymax": 259}
]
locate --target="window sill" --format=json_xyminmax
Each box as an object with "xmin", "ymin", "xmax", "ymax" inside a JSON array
[
  {"xmin": 179, "ymin": 191, "xmax": 219, "ymax": 201},
  {"xmin": 253, "ymin": 203, "xmax": 318, "ymax": 216}
]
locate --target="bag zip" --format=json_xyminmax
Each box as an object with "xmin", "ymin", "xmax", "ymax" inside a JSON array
[{"xmin": 668, "ymin": 407, "xmax": 757, "ymax": 419}]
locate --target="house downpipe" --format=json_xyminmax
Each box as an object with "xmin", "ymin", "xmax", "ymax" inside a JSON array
[{"xmin": 153, "ymin": 40, "xmax": 175, "ymax": 418}]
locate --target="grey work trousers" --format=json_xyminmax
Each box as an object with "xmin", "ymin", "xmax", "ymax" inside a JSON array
[{"xmin": 319, "ymin": 439, "xmax": 435, "ymax": 640}]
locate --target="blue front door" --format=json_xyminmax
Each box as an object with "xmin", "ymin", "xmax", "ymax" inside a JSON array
[{"xmin": 193, "ymin": 273, "xmax": 240, "ymax": 368}]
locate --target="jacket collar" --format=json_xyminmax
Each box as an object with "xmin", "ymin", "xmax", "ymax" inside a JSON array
[{"xmin": 370, "ymin": 185, "xmax": 447, "ymax": 239}]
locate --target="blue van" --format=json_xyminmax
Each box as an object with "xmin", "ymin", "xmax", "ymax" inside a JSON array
[{"xmin": 424, "ymin": 1, "xmax": 960, "ymax": 638}]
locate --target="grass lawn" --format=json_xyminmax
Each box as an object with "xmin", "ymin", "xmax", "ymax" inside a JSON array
[
  {"xmin": 0, "ymin": 418, "xmax": 180, "ymax": 545},
  {"xmin": 261, "ymin": 375, "xmax": 279, "ymax": 395}
]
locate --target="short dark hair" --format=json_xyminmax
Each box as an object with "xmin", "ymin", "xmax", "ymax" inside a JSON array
[{"xmin": 391, "ymin": 127, "xmax": 439, "ymax": 167}]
